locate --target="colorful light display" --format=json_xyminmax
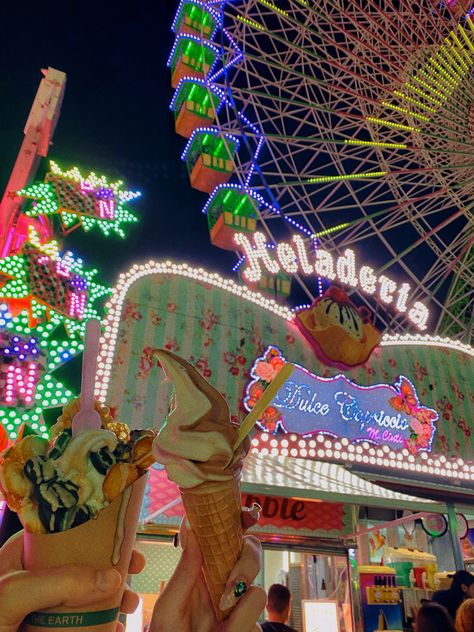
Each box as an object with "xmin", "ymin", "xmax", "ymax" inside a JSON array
[
  {"xmin": 167, "ymin": 0, "xmax": 474, "ymax": 340},
  {"xmin": 0, "ymin": 241, "xmax": 109, "ymax": 333},
  {"xmin": 0, "ymin": 161, "xmax": 139, "ymax": 440},
  {"xmin": 19, "ymin": 161, "xmax": 140, "ymax": 239},
  {"xmin": 97, "ymin": 260, "xmax": 473, "ymax": 482},
  {"xmin": 234, "ymin": 232, "xmax": 430, "ymax": 330},
  {"xmin": 244, "ymin": 345, "xmax": 439, "ymax": 454}
]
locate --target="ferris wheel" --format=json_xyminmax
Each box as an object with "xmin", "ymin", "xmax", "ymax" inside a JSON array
[{"xmin": 168, "ymin": 0, "xmax": 474, "ymax": 342}]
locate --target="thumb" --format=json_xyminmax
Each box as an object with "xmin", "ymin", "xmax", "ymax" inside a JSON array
[{"xmin": 0, "ymin": 565, "xmax": 121, "ymax": 629}]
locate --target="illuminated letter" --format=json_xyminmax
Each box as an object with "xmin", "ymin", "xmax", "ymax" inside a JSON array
[
  {"xmin": 314, "ymin": 250, "xmax": 336, "ymax": 279},
  {"xmin": 336, "ymin": 249, "xmax": 358, "ymax": 287},
  {"xmin": 276, "ymin": 242, "xmax": 298, "ymax": 274},
  {"xmin": 396, "ymin": 282, "xmax": 411, "ymax": 313},
  {"xmin": 98, "ymin": 199, "xmax": 116, "ymax": 220},
  {"xmin": 359, "ymin": 266, "xmax": 377, "ymax": 294},
  {"xmin": 234, "ymin": 232, "xmax": 280, "ymax": 282},
  {"xmin": 69, "ymin": 292, "xmax": 87, "ymax": 319},
  {"xmin": 80, "ymin": 181, "xmax": 94, "ymax": 194},
  {"xmin": 378, "ymin": 275, "xmax": 397, "ymax": 304},
  {"xmin": 4, "ymin": 363, "xmax": 38, "ymax": 405},
  {"xmin": 292, "ymin": 235, "xmax": 314, "ymax": 274},
  {"xmin": 408, "ymin": 302, "xmax": 429, "ymax": 331}
]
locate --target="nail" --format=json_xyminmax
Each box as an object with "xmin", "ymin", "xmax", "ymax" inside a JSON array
[
  {"xmin": 219, "ymin": 579, "xmax": 248, "ymax": 611},
  {"xmin": 173, "ymin": 532, "xmax": 179, "ymax": 548},
  {"xmin": 96, "ymin": 569, "xmax": 120, "ymax": 592},
  {"xmin": 250, "ymin": 502, "xmax": 262, "ymax": 520}
]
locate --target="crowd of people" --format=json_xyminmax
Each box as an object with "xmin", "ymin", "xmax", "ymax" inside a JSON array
[{"xmin": 417, "ymin": 570, "xmax": 474, "ymax": 632}]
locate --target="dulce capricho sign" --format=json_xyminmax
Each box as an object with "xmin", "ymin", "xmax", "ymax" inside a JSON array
[{"xmin": 244, "ymin": 346, "xmax": 439, "ymax": 454}]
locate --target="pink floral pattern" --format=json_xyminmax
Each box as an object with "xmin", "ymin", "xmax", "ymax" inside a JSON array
[
  {"xmin": 388, "ymin": 378, "xmax": 438, "ymax": 454},
  {"xmin": 244, "ymin": 346, "xmax": 286, "ymax": 433},
  {"xmin": 110, "ymin": 275, "xmax": 472, "ymax": 464}
]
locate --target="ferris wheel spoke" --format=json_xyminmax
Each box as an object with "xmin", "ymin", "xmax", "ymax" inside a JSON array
[{"xmin": 169, "ymin": 0, "xmax": 474, "ymax": 336}]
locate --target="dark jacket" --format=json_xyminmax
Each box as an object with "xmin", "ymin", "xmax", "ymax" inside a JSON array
[
  {"xmin": 431, "ymin": 588, "xmax": 464, "ymax": 620},
  {"xmin": 260, "ymin": 623, "xmax": 298, "ymax": 632}
]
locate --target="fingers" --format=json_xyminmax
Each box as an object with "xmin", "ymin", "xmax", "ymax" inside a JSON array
[
  {"xmin": 0, "ymin": 530, "xmax": 24, "ymax": 574},
  {"xmin": 128, "ymin": 548, "xmax": 146, "ymax": 575},
  {"xmin": 241, "ymin": 504, "xmax": 261, "ymax": 531},
  {"xmin": 223, "ymin": 585, "xmax": 267, "ymax": 632},
  {"xmin": 151, "ymin": 520, "xmax": 204, "ymax": 621},
  {"xmin": 0, "ymin": 565, "xmax": 122, "ymax": 628},
  {"xmin": 219, "ymin": 535, "xmax": 262, "ymax": 611},
  {"xmin": 120, "ymin": 588, "xmax": 140, "ymax": 615},
  {"xmin": 227, "ymin": 535, "xmax": 262, "ymax": 588}
]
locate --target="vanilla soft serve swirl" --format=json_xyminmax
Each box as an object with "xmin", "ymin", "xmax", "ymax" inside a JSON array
[{"xmin": 152, "ymin": 350, "xmax": 248, "ymax": 488}]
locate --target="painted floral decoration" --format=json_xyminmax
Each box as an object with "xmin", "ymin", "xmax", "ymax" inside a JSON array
[
  {"xmin": 389, "ymin": 377, "xmax": 438, "ymax": 454},
  {"xmin": 244, "ymin": 346, "xmax": 285, "ymax": 433}
]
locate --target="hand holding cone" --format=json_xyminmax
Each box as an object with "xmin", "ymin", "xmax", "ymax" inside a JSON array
[{"xmin": 151, "ymin": 349, "xmax": 247, "ymax": 621}]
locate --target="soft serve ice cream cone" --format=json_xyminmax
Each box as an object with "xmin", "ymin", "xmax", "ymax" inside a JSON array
[{"xmin": 152, "ymin": 349, "xmax": 248, "ymax": 621}]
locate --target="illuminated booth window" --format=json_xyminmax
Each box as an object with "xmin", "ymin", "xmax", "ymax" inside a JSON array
[
  {"xmin": 171, "ymin": 79, "xmax": 223, "ymax": 138},
  {"xmin": 168, "ymin": 36, "xmax": 218, "ymax": 89},
  {"xmin": 258, "ymin": 270, "xmax": 292, "ymax": 297},
  {"xmin": 183, "ymin": 130, "xmax": 239, "ymax": 193},
  {"xmin": 172, "ymin": 0, "xmax": 218, "ymax": 39},
  {"xmin": 206, "ymin": 186, "xmax": 258, "ymax": 251}
]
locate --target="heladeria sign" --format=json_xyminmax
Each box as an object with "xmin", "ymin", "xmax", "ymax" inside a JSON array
[{"xmin": 244, "ymin": 346, "xmax": 439, "ymax": 454}]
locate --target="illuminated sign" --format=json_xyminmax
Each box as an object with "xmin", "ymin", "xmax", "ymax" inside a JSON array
[
  {"xmin": 234, "ymin": 232, "xmax": 429, "ymax": 331},
  {"xmin": 19, "ymin": 161, "xmax": 140, "ymax": 239},
  {"xmin": 245, "ymin": 346, "xmax": 438, "ymax": 454}
]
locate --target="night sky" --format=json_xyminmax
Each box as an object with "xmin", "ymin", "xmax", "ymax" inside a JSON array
[{"xmin": 0, "ymin": 2, "xmax": 236, "ymax": 287}]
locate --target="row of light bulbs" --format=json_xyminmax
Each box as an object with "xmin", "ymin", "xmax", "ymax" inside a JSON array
[
  {"xmin": 96, "ymin": 260, "xmax": 474, "ymax": 408},
  {"xmin": 251, "ymin": 433, "xmax": 474, "ymax": 481}
]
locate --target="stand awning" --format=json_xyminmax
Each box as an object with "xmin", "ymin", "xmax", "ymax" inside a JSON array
[{"xmin": 242, "ymin": 453, "xmax": 447, "ymax": 513}]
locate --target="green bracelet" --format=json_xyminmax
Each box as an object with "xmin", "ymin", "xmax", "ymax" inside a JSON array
[{"xmin": 24, "ymin": 607, "xmax": 119, "ymax": 627}]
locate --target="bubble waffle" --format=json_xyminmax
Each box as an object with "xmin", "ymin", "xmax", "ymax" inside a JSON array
[{"xmin": 0, "ymin": 399, "xmax": 156, "ymax": 534}]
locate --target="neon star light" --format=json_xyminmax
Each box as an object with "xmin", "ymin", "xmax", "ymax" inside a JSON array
[
  {"xmin": 19, "ymin": 161, "xmax": 140, "ymax": 239},
  {"xmin": 234, "ymin": 232, "xmax": 430, "ymax": 330},
  {"xmin": 0, "ymin": 241, "xmax": 110, "ymax": 334},
  {"xmin": 0, "ymin": 308, "xmax": 81, "ymax": 439}
]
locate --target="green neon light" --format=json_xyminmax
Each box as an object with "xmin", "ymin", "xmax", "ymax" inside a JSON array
[
  {"xmin": 344, "ymin": 138, "xmax": 408, "ymax": 149},
  {"xmin": 393, "ymin": 91, "xmax": 436, "ymax": 113},
  {"xmin": 236, "ymin": 15, "xmax": 265, "ymax": 31},
  {"xmin": 20, "ymin": 165, "xmax": 139, "ymax": 240},
  {"xmin": 366, "ymin": 117, "xmax": 420, "ymax": 133},
  {"xmin": 380, "ymin": 102, "xmax": 430, "ymax": 123},
  {"xmin": 306, "ymin": 171, "xmax": 387, "ymax": 184}
]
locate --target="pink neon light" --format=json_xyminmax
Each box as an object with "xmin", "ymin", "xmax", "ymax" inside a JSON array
[
  {"xmin": 69, "ymin": 292, "xmax": 87, "ymax": 319},
  {"xmin": 37, "ymin": 255, "xmax": 50, "ymax": 265},
  {"xmin": 98, "ymin": 199, "xmax": 116, "ymax": 220},
  {"xmin": 4, "ymin": 363, "xmax": 38, "ymax": 405},
  {"xmin": 80, "ymin": 181, "xmax": 94, "ymax": 194},
  {"xmin": 55, "ymin": 259, "xmax": 71, "ymax": 278}
]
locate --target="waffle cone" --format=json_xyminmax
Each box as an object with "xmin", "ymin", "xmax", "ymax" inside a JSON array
[{"xmin": 180, "ymin": 476, "xmax": 243, "ymax": 622}]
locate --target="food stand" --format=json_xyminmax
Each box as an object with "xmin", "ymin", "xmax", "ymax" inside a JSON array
[{"xmin": 97, "ymin": 261, "xmax": 474, "ymax": 632}]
